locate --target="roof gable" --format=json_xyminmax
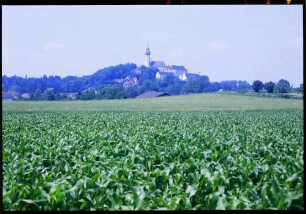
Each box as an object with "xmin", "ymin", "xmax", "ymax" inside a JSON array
[
  {"xmin": 157, "ymin": 71, "xmax": 169, "ymax": 75},
  {"xmin": 136, "ymin": 91, "xmax": 169, "ymax": 98},
  {"xmin": 150, "ymin": 61, "xmax": 166, "ymax": 68},
  {"xmin": 170, "ymin": 65, "xmax": 187, "ymax": 71}
]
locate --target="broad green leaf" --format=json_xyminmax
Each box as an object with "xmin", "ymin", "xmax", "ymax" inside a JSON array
[
  {"xmin": 285, "ymin": 171, "xmax": 303, "ymax": 183},
  {"xmin": 22, "ymin": 199, "xmax": 36, "ymax": 204},
  {"xmin": 216, "ymin": 196, "xmax": 226, "ymax": 210},
  {"xmin": 186, "ymin": 185, "xmax": 197, "ymax": 198},
  {"xmin": 207, "ymin": 194, "xmax": 219, "ymax": 210}
]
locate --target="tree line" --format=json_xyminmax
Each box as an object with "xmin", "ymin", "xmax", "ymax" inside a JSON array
[
  {"xmin": 252, "ymin": 79, "xmax": 303, "ymax": 94},
  {"xmin": 2, "ymin": 63, "xmax": 303, "ymax": 101}
]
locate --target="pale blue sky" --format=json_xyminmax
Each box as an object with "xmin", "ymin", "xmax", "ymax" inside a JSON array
[{"xmin": 2, "ymin": 5, "xmax": 303, "ymax": 86}]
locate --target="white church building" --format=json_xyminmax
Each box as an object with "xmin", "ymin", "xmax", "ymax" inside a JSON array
[{"xmin": 144, "ymin": 46, "xmax": 199, "ymax": 81}]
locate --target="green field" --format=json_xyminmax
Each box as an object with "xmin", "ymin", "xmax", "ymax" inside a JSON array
[
  {"xmin": 2, "ymin": 93, "xmax": 304, "ymax": 210},
  {"xmin": 2, "ymin": 93, "xmax": 303, "ymax": 112},
  {"xmin": 218, "ymin": 91, "xmax": 303, "ymax": 100}
]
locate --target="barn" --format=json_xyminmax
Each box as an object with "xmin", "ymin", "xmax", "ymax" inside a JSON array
[{"xmin": 136, "ymin": 91, "xmax": 169, "ymax": 99}]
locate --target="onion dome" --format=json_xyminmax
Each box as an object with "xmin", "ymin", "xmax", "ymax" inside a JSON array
[{"xmin": 145, "ymin": 46, "xmax": 151, "ymax": 55}]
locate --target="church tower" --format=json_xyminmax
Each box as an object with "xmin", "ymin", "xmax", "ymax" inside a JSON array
[{"xmin": 145, "ymin": 45, "xmax": 151, "ymax": 67}]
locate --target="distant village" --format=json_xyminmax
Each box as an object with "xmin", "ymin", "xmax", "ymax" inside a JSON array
[{"xmin": 2, "ymin": 46, "xmax": 205, "ymax": 101}]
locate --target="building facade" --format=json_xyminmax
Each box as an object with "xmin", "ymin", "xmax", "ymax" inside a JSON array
[{"xmin": 144, "ymin": 46, "xmax": 202, "ymax": 81}]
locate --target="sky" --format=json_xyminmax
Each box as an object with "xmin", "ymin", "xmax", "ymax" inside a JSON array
[{"xmin": 2, "ymin": 5, "xmax": 303, "ymax": 86}]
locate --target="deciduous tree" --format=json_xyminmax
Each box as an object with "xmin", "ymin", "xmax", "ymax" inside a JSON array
[
  {"xmin": 252, "ymin": 80, "xmax": 264, "ymax": 92},
  {"xmin": 275, "ymin": 79, "xmax": 291, "ymax": 93},
  {"xmin": 264, "ymin": 81, "xmax": 275, "ymax": 93}
]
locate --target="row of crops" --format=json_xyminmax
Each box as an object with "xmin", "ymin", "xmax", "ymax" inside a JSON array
[{"xmin": 2, "ymin": 110, "xmax": 304, "ymax": 210}]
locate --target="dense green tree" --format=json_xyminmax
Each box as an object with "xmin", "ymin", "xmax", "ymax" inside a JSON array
[
  {"xmin": 8, "ymin": 84, "xmax": 22, "ymax": 93},
  {"xmin": 252, "ymin": 80, "xmax": 264, "ymax": 92},
  {"xmin": 98, "ymin": 85, "xmax": 123, "ymax": 99},
  {"xmin": 182, "ymin": 76, "xmax": 210, "ymax": 93},
  {"xmin": 54, "ymin": 93, "xmax": 61, "ymax": 100},
  {"xmin": 26, "ymin": 79, "xmax": 38, "ymax": 93},
  {"xmin": 17, "ymin": 93, "xmax": 22, "ymax": 100},
  {"xmin": 236, "ymin": 81, "xmax": 251, "ymax": 92},
  {"xmin": 80, "ymin": 88, "xmax": 96, "ymax": 100},
  {"xmin": 182, "ymin": 81, "xmax": 194, "ymax": 94},
  {"xmin": 199, "ymin": 76, "xmax": 211, "ymax": 92},
  {"xmin": 264, "ymin": 81, "xmax": 275, "ymax": 93},
  {"xmin": 209, "ymin": 82, "xmax": 222, "ymax": 92},
  {"xmin": 37, "ymin": 79, "xmax": 47, "ymax": 93},
  {"xmin": 143, "ymin": 79, "xmax": 159, "ymax": 91},
  {"xmin": 44, "ymin": 88, "xmax": 55, "ymax": 101},
  {"xmin": 123, "ymin": 86, "xmax": 138, "ymax": 98},
  {"xmin": 34, "ymin": 88, "xmax": 42, "ymax": 100},
  {"xmin": 29, "ymin": 92, "xmax": 35, "ymax": 100},
  {"xmin": 275, "ymin": 79, "xmax": 291, "ymax": 93},
  {"xmin": 62, "ymin": 93, "xmax": 68, "ymax": 100},
  {"xmin": 164, "ymin": 79, "xmax": 184, "ymax": 95},
  {"xmin": 156, "ymin": 74, "xmax": 177, "ymax": 89},
  {"xmin": 92, "ymin": 63, "xmax": 137, "ymax": 84},
  {"xmin": 136, "ymin": 85, "xmax": 147, "ymax": 95},
  {"xmin": 219, "ymin": 81, "xmax": 237, "ymax": 91},
  {"xmin": 138, "ymin": 67, "xmax": 159, "ymax": 84},
  {"xmin": 298, "ymin": 83, "xmax": 303, "ymax": 94},
  {"xmin": 165, "ymin": 85, "xmax": 181, "ymax": 95},
  {"xmin": 42, "ymin": 74, "xmax": 48, "ymax": 81}
]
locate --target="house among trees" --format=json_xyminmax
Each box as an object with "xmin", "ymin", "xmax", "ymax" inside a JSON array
[
  {"xmin": 156, "ymin": 71, "xmax": 171, "ymax": 80},
  {"xmin": 2, "ymin": 91, "xmax": 32, "ymax": 101},
  {"xmin": 136, "ymin": 91, "xmax": 169, "ymax": 99},
  {"xmin": 2, "ymin": 92, "xmax": 14, "ymax": 101},
  {"xmin": 179, "ymin": 73, "xmax": 200, "ymax": 81},
  {"xmin": 114, "ymin": 76, "xmax": 138, "ymax": 88},
  {"xmin": 123, "ymin": 76, "xmax": 138, "ymax": 88},
  {"xmin": 69, "ymin": 92, "xmax": 80, "ymax": 99},
  {"xmin": 21, "ymin": 93, "xmax": 30, "ymax": 99},
  {"xmin": 61, "ymin": 92, "xmax": 79, "ymax": 100}
]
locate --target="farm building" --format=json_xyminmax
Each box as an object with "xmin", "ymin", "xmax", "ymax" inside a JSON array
[
  {"xmin": 136, "ymin": 91, "xmax": 169, "ymax": 99},
  {"xmin": 21, "ymin": 93, "xmax": 31, "ymax": 99},
  {"xmin": 2, "ymin": 92, "xmax": 14, "ymax": 101}
]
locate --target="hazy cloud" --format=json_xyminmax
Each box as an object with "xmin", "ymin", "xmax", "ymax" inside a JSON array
[
  {"xmin": 207, "ymin": 42, "xmax": 230, "ymax": 53},
  {"xmin": 3, "ymin": 43, "xmax": 33, "ymax": 56},
  {"xmin": 167, "ymin": 49, "xmax": 186, "ymax": 62},
  {"xmin": 37, "ymin": 42, "xmax": 73, "ymax": 64},
  {"xmin": 285, "ymin": 36, "xmax": 303, "ymax": 49},
  {"xmin": 41, "ymin": 42, "xmax": 68, "ymax": 53},
  {"xmin": 248, "ymin": 17, "xmax": 302, "ymax": 33}
]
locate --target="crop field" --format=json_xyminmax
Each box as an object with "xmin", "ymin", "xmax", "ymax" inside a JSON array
[
  {"xmin": 2, "ymin": 93, "xmax": 303, "ymax": 112},
  {"xmin": 2, "ymin": 94, "xmax": 304, "ymax": 210}
]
